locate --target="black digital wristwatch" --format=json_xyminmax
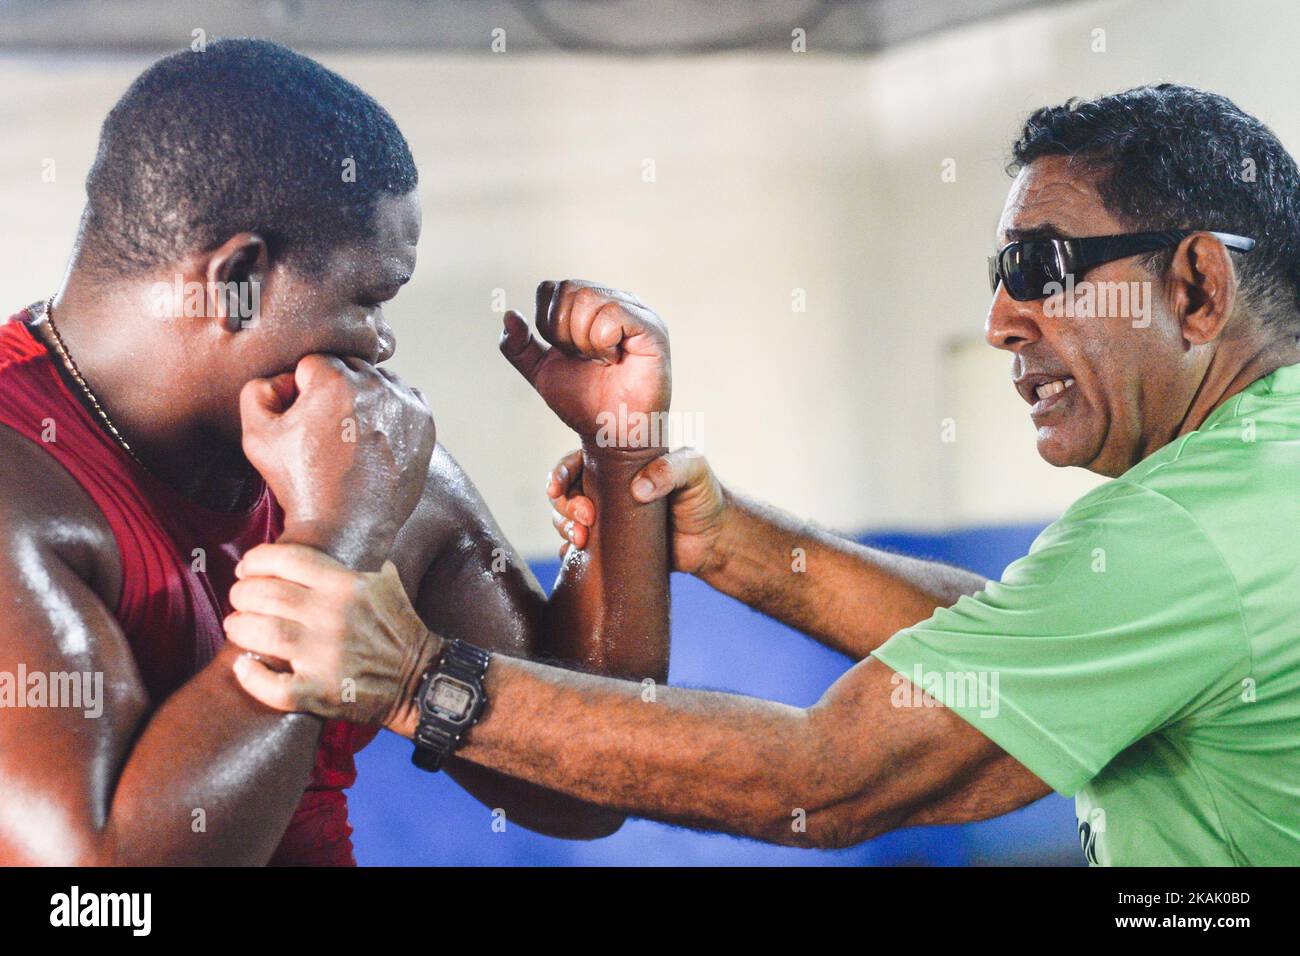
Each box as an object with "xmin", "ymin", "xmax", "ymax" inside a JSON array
[{"xmin": 411, "ymin": 638, "xmax": 491, "ymax": 773}]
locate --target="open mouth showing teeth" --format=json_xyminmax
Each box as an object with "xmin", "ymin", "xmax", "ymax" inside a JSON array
[{"xmin": 1035, "ymin": 378, "xmax": 1075, "ymax": 401}]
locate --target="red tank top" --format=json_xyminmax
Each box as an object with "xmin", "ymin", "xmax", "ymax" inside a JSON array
[{"xmin": 0, "ymin": 309, "xmax": 378, "ymax": 865}]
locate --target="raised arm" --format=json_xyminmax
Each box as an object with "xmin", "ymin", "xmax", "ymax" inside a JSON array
[
  {"xmin": 398, "ymin": 281, "xmax": 671, "ymax": 837},
  {"xmin": 385, "ymin": 440, "xmax": 665, "ymax": 839},
  {"xmin": 503, "ymin": 281, "xmax": 671, "ymax": 682},
  {"xmin": 550, "ymin": 447, "xmax": 986, "ymax": 660}
]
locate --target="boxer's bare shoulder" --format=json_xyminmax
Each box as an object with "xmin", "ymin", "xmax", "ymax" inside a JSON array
[
  {"xmin": 0, "ymin": 425, "xmax": 151, "ymax": 866},
  {"xmin": 0, "ymin": 424, "xmax": 121, "ymax": 606}
]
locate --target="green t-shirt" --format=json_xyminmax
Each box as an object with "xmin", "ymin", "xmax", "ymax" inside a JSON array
[{"xmin": 874, "ymin": 362, "xmax": 1300, "ymax": 866}]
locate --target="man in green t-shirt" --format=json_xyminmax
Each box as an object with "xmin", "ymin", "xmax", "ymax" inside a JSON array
[{"xmin": 220, "ymin": 84, "xmax": 1300, "ymax": 865}]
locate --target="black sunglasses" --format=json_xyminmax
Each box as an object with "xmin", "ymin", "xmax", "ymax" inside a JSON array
[{"xmin": 989, "ymin": 230, "xmax": 1256, "ymax": 302}]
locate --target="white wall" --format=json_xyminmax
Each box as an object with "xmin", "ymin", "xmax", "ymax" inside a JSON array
[{"xmin": 2, "ymin": 0, "xmax": 1295, "ymax": 554}]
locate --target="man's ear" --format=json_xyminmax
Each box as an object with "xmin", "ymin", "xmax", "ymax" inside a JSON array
[
  {"xmin": 1166, "ymin": 232, "xmax": 1239, "ymax": 346},
  {"xmin": 204, "ymin": 232, "xmax": 268, "ymax": 333}
]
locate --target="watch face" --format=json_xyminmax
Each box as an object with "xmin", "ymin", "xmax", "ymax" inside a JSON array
[{"xmin": 427, "ymin": 676, "xmax": 473, "ymax": 721}]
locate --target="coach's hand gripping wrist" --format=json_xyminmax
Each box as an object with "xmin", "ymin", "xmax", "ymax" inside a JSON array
[
  {"xmin": 223, "ymin": 543, "xmax": 444, "ymax": 728},
  {"xmin": 547, "ymin": 445, "xmax": 735, "ymax": 577}
]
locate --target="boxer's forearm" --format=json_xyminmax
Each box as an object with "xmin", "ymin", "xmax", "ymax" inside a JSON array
[
  {"xmin": 702, "ymin": 494, "xmax": 987, "ymax": 658},
  {"xmin": 460, "ymin": 443, "xmax": 670, "ymax": 839},
  {"xmin": 396, "ymin": 442, "xmax": 668, "ymax": 839},
  {"xmin": 99, "ymin": 643, "xmax": 324, "ymax": 865},
  {"xmin": 545, "ymin": 442, "xmax": 671, "ymax": 681}
]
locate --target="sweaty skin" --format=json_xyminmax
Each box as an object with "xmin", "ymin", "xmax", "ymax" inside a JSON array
[
  {"xmin": 0, "ymin": 183, "xmax": 670, "ymax": 863},
  {"xmin": 228, "ymin": 155, "xmax": 1300, "ymax": 849}
]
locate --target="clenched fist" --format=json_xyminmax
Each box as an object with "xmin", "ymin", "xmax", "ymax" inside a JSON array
[
  {"xmin": 240, "ymin": 354, "xmax": 436, "ymax": 568},
  {"xmin": 499, "ymin": 280, "xmax": 670, "ymax": 451}
]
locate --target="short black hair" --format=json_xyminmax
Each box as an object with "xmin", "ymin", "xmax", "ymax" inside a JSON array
[
  {"xmin": 1010, "ymin": 84, "xmax": 1300, "ymax": 334},
  {"xmin": 82, "ymin": 37, "xmax": 418, "ymax": 274}
]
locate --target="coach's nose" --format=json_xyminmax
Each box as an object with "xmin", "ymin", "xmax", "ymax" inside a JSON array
[{"xmin": 985, "ymin": 286, "xmax": 1043, "ymax": 353}]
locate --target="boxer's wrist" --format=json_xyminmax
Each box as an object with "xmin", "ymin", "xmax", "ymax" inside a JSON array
[
  {"xmin": 579, "ymin": 435, "xmax": 667, "ymax": 466},
  {"xmin": 384, "ymin": 628, "xmax": 445, "ymax": 740},
  {"xmin": 578, "ymin": 440, "xmax": 667, "ymax": 520},
  {"xmin": 280, "ymin": 517, "xmax": 394, "ymax": 572}
]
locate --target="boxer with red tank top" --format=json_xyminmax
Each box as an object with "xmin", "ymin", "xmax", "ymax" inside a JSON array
[
  {"xmin": 0, "ymin": 38, "xmax": 668, "ymax": 865},
  {"xmin": 0, "ymin": 309, "xmax": 375, "ymax": 865}
]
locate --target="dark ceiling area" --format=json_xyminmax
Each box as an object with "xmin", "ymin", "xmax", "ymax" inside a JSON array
[{"xmin": 0, "ymin": 0, "xmax": 1070, "ymax": 55}]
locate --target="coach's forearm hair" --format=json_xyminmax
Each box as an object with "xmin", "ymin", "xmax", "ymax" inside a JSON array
[{"xmin": 702, "ymin": 492, "xmax": 988, "ymax": 660}]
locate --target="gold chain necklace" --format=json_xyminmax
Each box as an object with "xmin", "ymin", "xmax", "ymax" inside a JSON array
[{"xmin": 39, "ymin": 296, "xmax": 144, "ymax": 466}]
